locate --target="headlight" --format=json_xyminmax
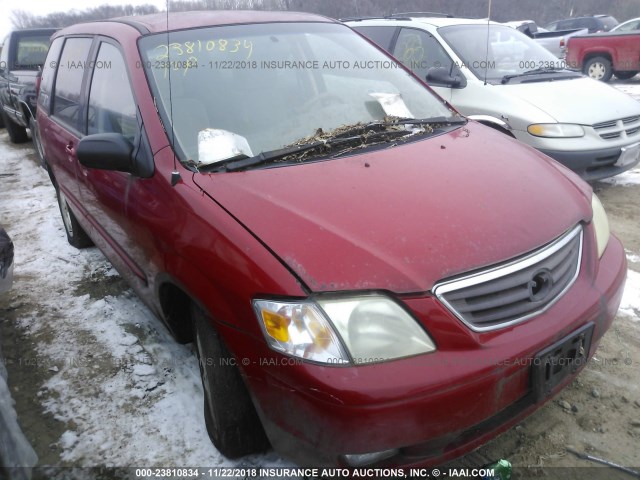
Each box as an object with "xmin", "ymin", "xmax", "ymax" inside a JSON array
[
  {"xmin": 253, "ymin": 295, "xmax": 436, "ymax": 365},
  {"xmin": 527, "ymin": 124, "xmax": 585, "ymax": 138},
  {"xmin": 591, "ymin": 193, "xmax": 610, "ymax": 257}
]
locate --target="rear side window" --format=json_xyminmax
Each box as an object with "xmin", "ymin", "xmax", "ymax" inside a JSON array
[
  {"xmin": 52, "ymin": 37, "xmax": 93, "ymax": 130},
  {"xmin": 353, "ymin": 26, "xmax": 397, "ymax": 50},
  {"xmin": 553, "ymin": 20, "xmax": 573, "ymax": 30},
  {"xmin": 38, "ymin": 37, "xmax": 64, "ymax": 114},
  {"xmin": 15, "ymin": 34, "xmax": 51, "ymax": 69},
  {"xmin": 582, "ymin": 18, "xmax": 598, "ymax": 32},
  {"xmin": 87, "ymin": 42, "xmax": 137, "ymax": 141},
  {"xmin": 600, "ymin": 16, "xmax": 619, "ymax": 31}
]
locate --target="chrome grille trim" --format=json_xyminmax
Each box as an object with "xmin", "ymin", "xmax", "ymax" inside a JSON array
[
  {"xmin": 433, "ymin": 225, "xmax": 583, "ymax": 332},
  {"xmin": 593, "ymin": 116, "xmax": 640, "ymax": 141},
  {"xmin": 593, "ymin": 120, "xmax": 617, "ymax": 129}
]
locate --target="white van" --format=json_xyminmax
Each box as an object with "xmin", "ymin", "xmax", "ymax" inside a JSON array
[{"xmin": 347, "ymin": 15, "xmax": 640, "ymax": 181}]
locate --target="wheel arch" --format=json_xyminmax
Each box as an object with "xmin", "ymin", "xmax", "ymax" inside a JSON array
[
  {"xmin": 157, "ymin": 277, "xmax": 197, "ymax": 344},
  {"xmin": 468, "ymin": 115, "xmax": 516, "ymax": 138},
  {"xmin": 583, "ymin": 51, "xmax": 612, "ymax": 65},
  {"xmin": 19, "ymin": 100, "xmax": 35, "ymax": 124}
]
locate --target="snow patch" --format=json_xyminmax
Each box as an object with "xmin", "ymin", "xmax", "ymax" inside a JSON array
[
  {"xmin": 119, "ymin": 333, "xmax": 139, "ymax": 347},
  {"xmin": 600, "ymin": 167, "xmax": 640, "ymax": 187},
  {"xmin": 133, "ymin": 364, "xmax": 157, "ymax": 377},
  {"xmin": 59, "ymin": 431, "xmax": 79, "ymax": 450},
  {"xmin": 626, "ymin": 250, "xmax": 640, "ymax": 264},
  {"xmin": 620, "ymin": 269, "xmax": 640, "ymax": 321}
]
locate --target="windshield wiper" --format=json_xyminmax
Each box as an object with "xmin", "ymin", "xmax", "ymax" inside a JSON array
[
  {"xmin": 390, "ymin": 116, "xmax": 467, "ymax": 126},
  {"xmin": 204, "ymin": 117, "xmax": 466, "ymax": 172},
  {"xmin": 501, "ymin": 67, "xmax": 572, "ymax": 84},
  {"xmin": 219, "ymin": 128, "xmax": 407, "ymax": 172}
]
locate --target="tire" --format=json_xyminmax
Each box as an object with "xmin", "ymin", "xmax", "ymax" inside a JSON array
[
  {"xmin": 613, "ymin": 70, "xmax": 639, "ymax": 80},
  {"xmin": 56, "ymin": 186, "xmax": 94, "ymax": 248},
  {"xmin": 30, "ymin": 116, "xmax": 47, "ymax": 169},
  {"xmin": 584, "ymin": 56, "xmax": 612, "ymax": 82},
  {"xmin": 192, "ymin": 303, "xmax": 270, "ymax": 458},
  {"xmin": 0, "ymin": 110, "xmax": 4, "ymax": 128},
  {"xmin": 1, "ymin": 109, "xmax": 29, "ymax": 143}
]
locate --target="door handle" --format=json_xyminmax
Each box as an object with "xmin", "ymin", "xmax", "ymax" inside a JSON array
[{"xmin": 65, "ymin": 142, "xmax": 75, "ymax": 161}]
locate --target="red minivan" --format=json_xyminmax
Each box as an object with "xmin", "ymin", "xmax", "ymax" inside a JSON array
[{"xmin": 36, "ymin": 11, "xmax": 626, "ymax": 468}]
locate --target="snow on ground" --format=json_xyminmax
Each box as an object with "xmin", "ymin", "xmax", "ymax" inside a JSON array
[
  {"xmin": 0, "ymin": 133, "xmax": 292, "ymax": 469},
  {"xmin": 620, "ymin": 268, "xmax": 640, "ymax": 320},
  {"xmin": 600, "ymin": 166, "xmax": 640, "ymax": 187}
]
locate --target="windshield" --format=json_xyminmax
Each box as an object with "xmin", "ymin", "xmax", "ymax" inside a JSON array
[
  {"xmin": 438, "ymin": 24, "xmax": 565, "ymax": 84},
  {"xmin": 138, "ymin": 22, "xmax": 454, "ymax": 165}
]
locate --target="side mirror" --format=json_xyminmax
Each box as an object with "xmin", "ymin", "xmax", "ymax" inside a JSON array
[
  {"xmin": 77, "ymin": 133, "xmax": 135, "ymax": 173},
  {"xmin": 519, "ymin": 23, "xmax": 538, "ymax": 37},
  {"xmin": 426, "ymin": 67, "xmax": 467, "ymax": 88}
]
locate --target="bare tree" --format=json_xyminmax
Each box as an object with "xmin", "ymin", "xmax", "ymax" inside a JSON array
[
  {"xmin": 9, "ymin": 10, "xmax": 36, "ymax": 29},
  {"xmin": 10, "ymin": 4, "xmax": 161, "ymax": 29},
  {"xmin": 10, "ymin": 0, "xmax": 640, "ymax": 31}
]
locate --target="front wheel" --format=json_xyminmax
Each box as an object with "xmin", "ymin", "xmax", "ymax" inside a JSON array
[
  {"xmin": 584, "ymin": 56, "xmax": 613, "ymax": 82},
  {"xmin": 192, "ymin": 303, "xmax": 270, "ymax": 458},
  {"xmin": 613, "ymin": 70, "xmax": 639, "ymax": 80},
  {"xmin": 56, "ymin": 187, "xmax": 93, "ymax": 248}
]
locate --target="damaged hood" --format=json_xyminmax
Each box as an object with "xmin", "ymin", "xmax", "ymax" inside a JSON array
[
  {"xmin": 502, "ymin": 76, "xmax": 640, "ymax": 124},
  {"xmin": 194, "ymin": 123, "xmax": 592, "ymax": 293}
]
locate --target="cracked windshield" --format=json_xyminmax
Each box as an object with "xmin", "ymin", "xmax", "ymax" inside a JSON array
[{"xmin": 139, "ymin": 22, "xmax": 456, "ymax": 167}]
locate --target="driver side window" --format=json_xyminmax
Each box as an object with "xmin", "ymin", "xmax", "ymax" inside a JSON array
[
  {"xmin": 393, "ymin": 28, "xmax": 454, "ymax": 81},
  {"xmin": 88, "ymin": 42, "xmax": 137, "ymax": 142}
]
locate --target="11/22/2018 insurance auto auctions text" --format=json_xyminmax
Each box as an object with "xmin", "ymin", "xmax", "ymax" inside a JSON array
[{"xmin": 133, "ymin": 467, "xmax": 495, "ymax": 477}]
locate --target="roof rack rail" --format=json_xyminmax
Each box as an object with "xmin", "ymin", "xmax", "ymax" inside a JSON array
[
  {"xmin": 389, "ymin": 12, "xmax": 454, "ymax": 18},
  {"xmin": 340, "ymin": 15, "xmax": 411, "ymax": 22}
]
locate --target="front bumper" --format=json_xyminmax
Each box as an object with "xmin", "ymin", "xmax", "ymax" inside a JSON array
[
  {"xmin": 240, "ymin": 234, "xmax": 626, "ymax": 467},
  {"xmin": 539, "ymin": 145, "xmax": 640, "ymax": 182}
]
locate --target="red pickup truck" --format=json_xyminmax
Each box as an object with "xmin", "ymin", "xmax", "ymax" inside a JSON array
[{"xmin": 566, "ymin": 32, "xmax": 640, "ymax": 81}]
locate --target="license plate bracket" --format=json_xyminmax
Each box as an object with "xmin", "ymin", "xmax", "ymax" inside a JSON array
[
  {"xmin": 615, "ymin": 142, "xmax": 640, "ymax": 168},
  {"xmin": 532, "ymin": 323, "xmax": 594, "ymax": 402}
]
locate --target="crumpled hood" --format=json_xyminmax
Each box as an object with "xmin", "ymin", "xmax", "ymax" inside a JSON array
[
  {"xmin": 194, "ymin": 123, "xmax": 592, "ymax": 293},
  {"xmin": 502, "ymin": 76, "xmax": 640, "ymax": 125}
]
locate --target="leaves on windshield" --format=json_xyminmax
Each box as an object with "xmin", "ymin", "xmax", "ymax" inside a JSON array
[{"xmin": 279, "ymin": 116, "xmax": 435, "ymax": 163}]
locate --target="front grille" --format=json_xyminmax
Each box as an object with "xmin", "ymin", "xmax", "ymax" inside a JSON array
[
  {"xmin": 593, "ymin": 115, "xmax": 640, "ymax": 140},
  {"xmin": 433, "ymin": 225, "xmax": 583, "ymax": 332}
]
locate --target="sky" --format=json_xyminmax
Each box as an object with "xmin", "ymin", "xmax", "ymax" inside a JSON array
[{"xmin": 0, "ymin": 0, "xmax": 168, "ymax": 42}]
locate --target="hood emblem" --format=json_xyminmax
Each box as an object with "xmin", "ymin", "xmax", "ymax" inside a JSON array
[{"xmin": 528, "ymin": 269, "xmax": 553, "ymax": 302}]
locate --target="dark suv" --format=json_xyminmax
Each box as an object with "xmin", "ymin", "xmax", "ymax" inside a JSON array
[
  {"xmin": 546, "ymin": 15, "xmax": 618, "ymax": 33},
  {"xmin": 36, "ymin": 10, "xmax": 625, "ymax": 468}
]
